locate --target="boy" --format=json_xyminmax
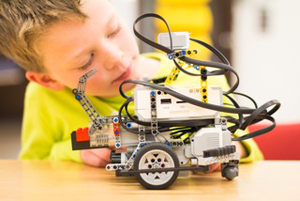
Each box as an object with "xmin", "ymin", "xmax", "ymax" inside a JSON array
[{"xmin": 0, "ymin": 0, "xmax": 263, "ymax": 169}]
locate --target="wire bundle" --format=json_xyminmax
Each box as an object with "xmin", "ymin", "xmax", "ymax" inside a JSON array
[{"xmin": 118, "ymin": 13, "xmax": 280, "ymax": 142}]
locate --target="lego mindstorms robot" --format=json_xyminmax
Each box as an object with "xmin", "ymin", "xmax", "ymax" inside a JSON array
[{"xmin": 71, "ymin": 13, "xmax": 280, "ymax": 189}]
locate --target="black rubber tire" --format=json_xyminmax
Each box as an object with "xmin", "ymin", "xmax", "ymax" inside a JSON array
[
  {"xmin": 223, "ymin": 166, "xmax": 238, "ymax": 180},
  {"xmin": 133, "ymin": 143, "xmax": 180, "ymax": 189}
]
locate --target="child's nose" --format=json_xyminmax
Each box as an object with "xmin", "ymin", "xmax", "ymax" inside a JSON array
[{"xmin": 102, "ymin": 45, "xmax": 124, "ymax": 70}]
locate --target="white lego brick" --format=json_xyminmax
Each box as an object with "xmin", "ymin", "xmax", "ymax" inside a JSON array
[
  {"xmin": 158, "ymin": 32, "xmax": 190, "ymax": 49},
  {"xmin": 134, "ymin": 85, "xmax": 222, "ymax": 121}
]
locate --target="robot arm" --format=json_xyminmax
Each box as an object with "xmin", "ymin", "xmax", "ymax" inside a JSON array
[{"xmin": 72, "ymin": 69, "xmax": 102, "ymax": 131}]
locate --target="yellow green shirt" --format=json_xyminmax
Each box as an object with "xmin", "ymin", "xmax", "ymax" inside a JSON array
[{"xmin": 19, "ymin": 52, "xmax": 263, "ymax": 163}]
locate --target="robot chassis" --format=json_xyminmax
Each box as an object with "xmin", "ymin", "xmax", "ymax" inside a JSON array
[{"xmin": 71, "ymin": 68, "xmax": 240, "ymax": 189}]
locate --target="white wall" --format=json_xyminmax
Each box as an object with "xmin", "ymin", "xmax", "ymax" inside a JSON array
[
  {"xmin": 232, "ymin": 0, "xmax": 300, "ymax": 123},
  {"xmin": 111, "ymin": 0, "xmax": 139, "ymax": 27}
]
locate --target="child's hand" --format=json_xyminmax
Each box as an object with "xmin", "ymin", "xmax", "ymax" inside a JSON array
[
  {"xmin": 81, "ymin": 148, "xmax": 111, "ymax": 167},
  {"xmin": 207, "ymin": 163, "xmax": 222, "ymax": 173},
  {"xmin": 192, "ymin": 163, "xmax": 221, "ymax": 174}
]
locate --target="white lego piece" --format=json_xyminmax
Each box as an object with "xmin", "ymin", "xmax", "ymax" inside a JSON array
[
  {"xmin": 134, "ymin": 85, "xmax": 222, "ymax": 121},
  {"xmin": 158, "ymin": 32, "xmax": 190, "ymax": 49}
]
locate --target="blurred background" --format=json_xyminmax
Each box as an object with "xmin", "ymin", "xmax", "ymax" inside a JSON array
[{"xmin": 1, "ymin": 0, "xmax": 299, "ymax": 159}]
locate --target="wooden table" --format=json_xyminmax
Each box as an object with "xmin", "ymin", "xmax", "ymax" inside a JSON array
[{"xmin": 0, "ymin": 160, "xmax": 299, "ymax": 201}]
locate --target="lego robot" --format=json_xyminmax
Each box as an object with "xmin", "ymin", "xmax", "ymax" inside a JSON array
[{"xmin": 70, "ymin": 13, "xmax": 280, "ymax": 189}]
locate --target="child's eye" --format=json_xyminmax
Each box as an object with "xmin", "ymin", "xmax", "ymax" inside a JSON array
[
  {"xmin": 107, "ymin": 26, "xmax": 121, "ymax": 38},
  {"xmin": 79, "ymin": 53, "xmax": 94, "ymax": 70}
]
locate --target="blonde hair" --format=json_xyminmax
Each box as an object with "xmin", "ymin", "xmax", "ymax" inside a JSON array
[{"xmin": 0, "ymin": 0, "xmax": 87, "ymax": 72}]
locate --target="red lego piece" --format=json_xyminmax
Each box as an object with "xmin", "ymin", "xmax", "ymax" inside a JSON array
[
  {"xmin": 76, "ymin": 127, "xmax": 89, "ymax": 141},
  {"xmin": 113, "ymin": 122, "xmax": 120, "ymax": 136}
]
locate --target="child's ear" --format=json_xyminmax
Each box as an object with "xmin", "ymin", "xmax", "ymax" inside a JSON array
[{"xmin": 25, "ymin": 71, "xmax": 65, "ymax": 91}]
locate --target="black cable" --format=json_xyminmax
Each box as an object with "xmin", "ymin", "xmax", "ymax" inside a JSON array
[
  {"xmin": 232, "ymin": 92, "xmax": 258, "ymax": 109},
  {"xmin": 232, "ymin": 115, "xmax": 276, "ymax": 141},
  {"xmin": 223, "ymin": 94, "xmax": 244, "ymax": 128},
  {"xmin": 190, "ymin": 38, "xmax": 230, "ymax": 65},
  {"xmin": 133, "ymin": 13, "xmax": 173, "ymax": 53}
]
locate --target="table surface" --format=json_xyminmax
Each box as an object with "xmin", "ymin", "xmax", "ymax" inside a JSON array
[{"xmin": 0, "ymin": 160, "xmax": 299, "ymax": 201}]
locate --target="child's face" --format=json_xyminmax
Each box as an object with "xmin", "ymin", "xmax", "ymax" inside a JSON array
[{"xmin": 36, "ymin": 0, "xmax": 140, "ymax": 97}]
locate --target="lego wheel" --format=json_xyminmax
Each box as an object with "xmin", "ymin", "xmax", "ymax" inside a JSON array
[
  {"xmin": 133, "ymin": 143, "xmax": 179, "ymax": 189},
  {"xmin": 221, "ymin": 163, "xmax": 239, "ymax": 180}
]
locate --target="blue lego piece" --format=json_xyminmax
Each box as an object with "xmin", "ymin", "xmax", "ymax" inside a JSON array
[
  {"xmin": 165, "ymin": 142, "xmax": 171, "ymax": 147},
  {"xmin": 126, "ymin": 122, "xmax": 132, "ymax": 128},
  {"xmin": 113, "ymin": 117, "xmax": 118, "ymax": 123},
  {"xmin": 151, "ymin": 91, "xmax": 155, "ymax": 96}
]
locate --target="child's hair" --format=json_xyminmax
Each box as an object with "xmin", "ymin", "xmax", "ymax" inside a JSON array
[{"xmin": 0, "ymin": 0, "xmax": 87, "ymax": 72}]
